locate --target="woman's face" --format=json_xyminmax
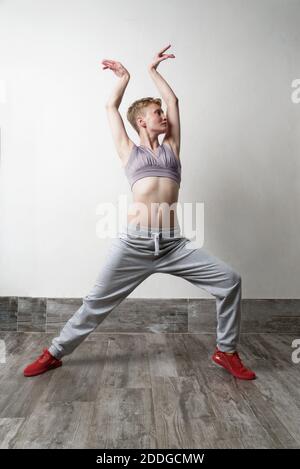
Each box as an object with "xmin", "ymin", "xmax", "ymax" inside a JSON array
[{"xmin": 141, "ymin": 104, "xmax": 168, "ymax": 135}]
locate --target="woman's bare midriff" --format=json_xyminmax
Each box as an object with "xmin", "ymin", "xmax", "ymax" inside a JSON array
[{"xmin": 127, "ymin": 176, "xmax": 180, "ymax": 230}]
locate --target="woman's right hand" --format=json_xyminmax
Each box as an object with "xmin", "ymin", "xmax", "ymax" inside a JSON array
[{"xmin": 101, "ymin": 59, "xmax": 130, "ymax": 78}]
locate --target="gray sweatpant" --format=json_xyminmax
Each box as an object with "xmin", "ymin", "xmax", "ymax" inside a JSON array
[{"xmin": 49, "ymin": 223, "xmax": 242, "ymax": 358}]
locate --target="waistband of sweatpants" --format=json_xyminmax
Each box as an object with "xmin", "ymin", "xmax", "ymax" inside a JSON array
[{"xmin": 118, "ymin": 222, "xmax": 183, "ymax": 239}]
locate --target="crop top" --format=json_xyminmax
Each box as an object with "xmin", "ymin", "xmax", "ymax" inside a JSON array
[{"xmin": 124, "ymin": 142, "xmax": 182, "ymax": 190}]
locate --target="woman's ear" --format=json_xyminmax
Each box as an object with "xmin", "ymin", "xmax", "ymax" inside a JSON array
[{"xmin": 137, "ymin": 116, "xmax": 146, "ymax": 129}]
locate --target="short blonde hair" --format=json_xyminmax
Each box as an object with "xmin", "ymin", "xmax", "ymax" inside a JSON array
[{"xmin": 127, "ymin": 97, "xmax": 162, "ymax": 135}]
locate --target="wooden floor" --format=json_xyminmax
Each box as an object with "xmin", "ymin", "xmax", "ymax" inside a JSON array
[{"xmin": 0, "ymin": 331, "xmax": 299, "ymax": 449}]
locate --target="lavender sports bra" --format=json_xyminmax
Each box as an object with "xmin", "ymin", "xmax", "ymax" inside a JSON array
[{"xmin": 124, "ymin": 142, "xmax": 182, "ymax": 190}]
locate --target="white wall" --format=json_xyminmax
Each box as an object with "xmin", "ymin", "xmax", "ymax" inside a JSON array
[{"xmin": 0, "ymin": 0, "xmax": 299, "ymax": 298}]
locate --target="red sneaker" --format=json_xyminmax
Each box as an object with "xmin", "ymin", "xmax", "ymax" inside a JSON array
[
  {"xmin": 23, "ymin": 349, "xmax": 62, "ymax": 377},
  {"xmin": 212, "ymin": 348, "xmax": 256, "ymax": 380}
]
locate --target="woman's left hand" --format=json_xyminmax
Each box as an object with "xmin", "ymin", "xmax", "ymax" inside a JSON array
[{"xmin": 148, "ymin": 44, "xmax": 175, "ymax": 71}]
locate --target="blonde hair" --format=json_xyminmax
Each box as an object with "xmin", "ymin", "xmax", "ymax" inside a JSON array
[{"xmin": 127, "ymin": 97, "xmax": 162, "ymax": 135}]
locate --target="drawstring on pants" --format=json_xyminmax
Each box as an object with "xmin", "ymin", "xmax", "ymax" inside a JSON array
[
  {"xmin": 119, "ymin": 223, "xmax": 182, "ymax": 257},
  {"xmin": 152, "ymin": 232, "xmax": 160, "ymax": 256}
]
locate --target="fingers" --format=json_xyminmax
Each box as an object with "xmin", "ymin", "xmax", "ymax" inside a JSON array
[
  {"xmin": 101, "ymin": 60, "xmax": 117, "ymax": 70},
  {"xmin": 158, "ymin": 44, "xmax": 171, "ymax": 54},
  {"xmin": 102, "ymin": 63, "xmax": 112, "ymax": 70},
  {"xmin": 160, "ymin": 54, "xmax": 175, "ymax": 62}
]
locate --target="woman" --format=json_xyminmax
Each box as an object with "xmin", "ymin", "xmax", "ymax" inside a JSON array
[{"xmin": 24, "ymin": 45, "xmax": 255, "ymax": 380}]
